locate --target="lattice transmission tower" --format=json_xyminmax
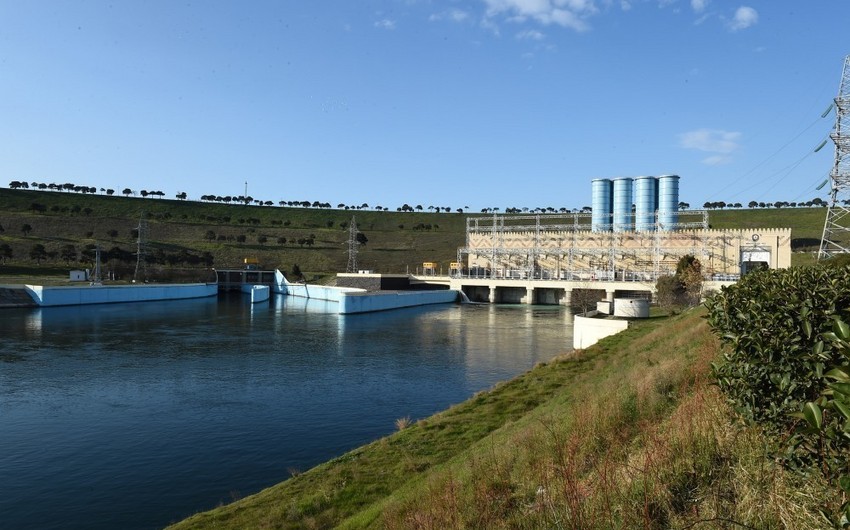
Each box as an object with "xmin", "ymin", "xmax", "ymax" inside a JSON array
[
  {"xmin": 346, "ymin": 216, "xmax": 359, "ymax": 273},
  {"xmin": 819, "ymin": 54, "xmax": 850, "ymax": 260},
  {"xmin": 133, "ymin": 215, "xmax": 149, "ymax": 282}
]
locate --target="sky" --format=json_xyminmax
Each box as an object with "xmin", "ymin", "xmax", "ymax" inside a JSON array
[{"xmin": 1, "ymin": 1, "xmax": 848, "ymax": 212}]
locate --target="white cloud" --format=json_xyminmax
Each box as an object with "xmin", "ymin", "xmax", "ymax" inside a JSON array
[
  {"xmin": 691, "ymin": 0, "xmax": 707, "ymax": 12},
  {"xmin": 374, "ymin": 18, "xmax": 396, "ymax": 30},
  {"xmin": 701, "ymin": 154, "xmax": 732, "ymax": 166},
  {"xmin": 727, "ymin": 6, "xmax": 758, "ymax": 31},
  {"xmin": 620, "ymin": 1, "xmax": 632, "ymax": 11},
  {"xmin": 482, "ymin": 0, "xmax": 596, "ymax": 32},
  {"xmin": 516, "ymin": 29, "xmax": 545, "ymax": 40},
  {"xmin": 429, "ymin": 9, "xmax": 470, "ymax": 22},
  {"xmin": 679, "ymin": 129, "xmax": 741, "ymax": 165}
]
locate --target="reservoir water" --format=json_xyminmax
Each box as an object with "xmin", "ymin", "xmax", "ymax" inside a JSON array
[{"xmin": 0, "ymin": 294, "xmax": 573, "ymax": 529}]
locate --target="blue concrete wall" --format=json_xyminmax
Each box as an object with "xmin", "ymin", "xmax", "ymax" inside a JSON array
[
  {"xmin": 242, "ymin": 284, "xmax": 270, "ymax": 303},
  {"xmin": 272, "ymin": 270, "xmax": 364, "ymax": 302},
  {"xmin": 26, "ymin": 283, "xmax": 218, "ymax": 307},
  {"xmin": 338, "ymin": 290, "xmax": 459, "ymax": 314},
  {"xmin": 273, "ymin": 270, "xmax": 457, "ymax": 314}
]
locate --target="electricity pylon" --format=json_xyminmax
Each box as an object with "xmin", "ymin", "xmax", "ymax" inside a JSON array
[
  {"xmin": 346, "ymin": 216, "xmax": 358, "ymax": 273},
  {"xmin": 819, "ymin": 54, "xmax": 850, "ymax": 260}
]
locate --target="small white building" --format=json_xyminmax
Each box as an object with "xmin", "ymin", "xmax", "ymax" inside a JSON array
[{"xmin": 69, "ymin": 270, "xmax": 88, "ymax": 282}]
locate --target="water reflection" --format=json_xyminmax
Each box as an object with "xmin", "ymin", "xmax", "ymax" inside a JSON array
[{"xmin": 0, "ymin": 297, "xmax": 573, "ymax": 530}]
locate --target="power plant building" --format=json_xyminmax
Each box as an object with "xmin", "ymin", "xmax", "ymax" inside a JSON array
[{"xmin": 458, "ymin": 176, "xmax": 791, "ymax": 282}]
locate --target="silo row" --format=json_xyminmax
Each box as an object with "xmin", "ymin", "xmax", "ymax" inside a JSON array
[{"xmin": 590, "ymin": 175, "xmax": 679, "ymax": 232}]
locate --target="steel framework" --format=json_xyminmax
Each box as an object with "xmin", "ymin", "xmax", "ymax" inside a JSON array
[
  {"xmin": 455, "ymin": 211, "xmax": 735, "ymax": 282},
  {"xmin": 819, "ymin": 55, "xmax": 850, "ymax": 259},
  {"xmin": 346, "ymin": 216, "xmax": 359, "ymax": 273},
  {"xmin": 133, "ymin": 216, "xmax": 149, "ymax": 282}
]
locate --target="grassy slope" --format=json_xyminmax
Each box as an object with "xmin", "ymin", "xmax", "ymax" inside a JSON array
[
  {"xmin": 0, "ymin": 188, "xmax": 466, "ymax": 279},
  {"xmin": 0, "ymin": 188, "xmax": 833, "ymax": 281},
  {"xmin": 168, "ymin": 309, "xmax": 836, "ymax": 529}
]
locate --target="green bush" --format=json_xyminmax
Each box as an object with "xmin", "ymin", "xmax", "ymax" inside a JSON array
[{"xmin": 706, "ymin": 265, "xmax": 850, "ymax": 434}]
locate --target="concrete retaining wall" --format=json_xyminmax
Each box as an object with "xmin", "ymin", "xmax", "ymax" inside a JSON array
[
  {"xmin": 335, "ymin": 273, "xmax": 413, "ymax": 291},
  {"xmin": 573, "ymin": 312, "xmax": 629, "ymax": 349},
  {"xmin": 242, "ymin": 284, "xmax": 270, "ymax": 304},
  {"xmin": 275, "ymin": 270, "xmax": 457, "ymax": 314},
  {"xmin": 26, "ymin": 283, "xmax": 218, "ymax": 307},
  {"xmin": 273, "ymin": 270, "xmax": 365, "ymax": 302},
  {"xmin": 339, "ymin": 290, "xmax": 459, "ymax": 314}
]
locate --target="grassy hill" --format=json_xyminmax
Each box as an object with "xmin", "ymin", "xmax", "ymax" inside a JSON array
[
  {"xmin": 168, "ymin": 308, "xmax": 835, "ymax": 529},
  {"xmin": 0, "ymin": 187, "xmax": 833, "ymax": 281},
  {"xmin": 0, "ymin": 188, "xmax": 467, "ymax": 282}
]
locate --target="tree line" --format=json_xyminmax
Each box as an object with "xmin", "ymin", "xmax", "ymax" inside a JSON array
[{"xmin": 8, "ymin": 180, "xmax": 840, "ymax": 216}]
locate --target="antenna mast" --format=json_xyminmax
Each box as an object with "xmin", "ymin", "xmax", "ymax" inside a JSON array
[
  {"xmin": 347, "ymin": 216, "xmax": 359, "ymax": 273},
  {"xmin": 819, "ymin": 54, "xmax": 850, "ymax": 260}
]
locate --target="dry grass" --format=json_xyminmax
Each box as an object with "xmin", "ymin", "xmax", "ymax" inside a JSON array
[
  {"xmin": 380, "ymin": 311, "xmax": 836, "ymax": 530},
  {"xmin": 394, "ymin": 416, "xmax": 412, "ymax": 431},
  {"xmin": 169, "ymin": 309, "xmax": 839, "ymax": 530}
]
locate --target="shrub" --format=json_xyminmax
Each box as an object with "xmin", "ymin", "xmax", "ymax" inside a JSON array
[{"xmin": 706, "ymin": 265, "xmax": 850, "ymax": 436}]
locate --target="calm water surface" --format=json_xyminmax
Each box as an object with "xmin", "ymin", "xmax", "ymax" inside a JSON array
[{"xmin": 0, "ymin": 295, "xmax": 573, "ymax": 529}]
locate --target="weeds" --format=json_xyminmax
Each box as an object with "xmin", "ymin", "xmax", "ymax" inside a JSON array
[{"xmin": 395, "ymin": 416, "xmax": 412, "ymax": 431}]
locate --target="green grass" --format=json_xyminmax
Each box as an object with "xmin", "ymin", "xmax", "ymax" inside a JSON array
[
  {"xmin": 0, "ymin": 188, "xmax": 467, "ymax": 278},
  {"xmin": 167, "ymin": 309, "xmax": 838, "ymax": 529},
  {"xmin": 0, "ymin": 188, "xmax": 835, "ymax": 279}
]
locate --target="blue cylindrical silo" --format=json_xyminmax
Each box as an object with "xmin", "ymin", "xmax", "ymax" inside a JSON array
[
  {"xmin": 612, "ymin": 177, "xmax": 634, "ymax": 232},
  {"xmin": 634, "ymin": 176, "xmax": 658, "ymax": 232},
  {"xmin": 591, "ymin": 178, "xmax": 613, "ymax": 232},
  {"xmin": 657, "ymin": 174, "xmax": 680, "ymax": 230}
]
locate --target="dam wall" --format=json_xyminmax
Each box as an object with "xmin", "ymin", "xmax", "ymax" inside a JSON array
[
  {"xmin": 26, "ymin": 283, "xmax": 218, "ymax": 307},
  {"xmin": 272, "ymin": 270, "xmax": 365, "ymax": 302},
  {"xmin": 338, "ymin": 290, "xmax": 459, "ymax": 314},
  {"xmin": 242, "ymin": 284, "xmax": 270, "ymax": 304}
]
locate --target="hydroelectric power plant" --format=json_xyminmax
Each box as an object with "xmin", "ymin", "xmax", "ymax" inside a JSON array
[{"xmin": 444, "ymin": 175, "xmax": 791, "ymax": 304}]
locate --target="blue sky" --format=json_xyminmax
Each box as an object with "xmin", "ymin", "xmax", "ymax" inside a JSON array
[{"xmin": 1, "ymin": 1, "xmax": 847, "ymax": 211}]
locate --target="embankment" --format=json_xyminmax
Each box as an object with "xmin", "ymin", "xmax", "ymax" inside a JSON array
[{"xmin": 168, "ymin": 308, "xmax": 833, "ymax": 529}]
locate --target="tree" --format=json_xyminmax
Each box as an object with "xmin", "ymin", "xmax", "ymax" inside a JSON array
[
  {"xmin": 122, "ymin": 188, "xmax": 133, "ymax": 197},
  {"xmin": 60, "ymin": 244, "xmax": 77, "ymax": 264},
  {"xmin": 176, "ymin": 192, "xmax": 187, "ymax": 200},
  {"xmin": 291, "ymin": 263, "xmax": 303, "ymax": 281},
  {"xmin": 204, "ymin": 230, "xmax": 216, "ymax": 241},
  {"xmin": 106, "ymin": 189, "xmax": 115, "ymax": 196},
  {"xmin": 236, "ymin": 234, "xmax": 246, "ymax": 244},
  {"xmin": 678, "ymin": 257, "xmax": 703, "ymax": 305},
  {"xmin": 570, "ymin": 286, "xmax": 604, "ymax": 314},
  {"xmin": 656, "ymin": 255, "xmax": 703, "ymax": 310},
  {"xmin": 257, "ymin": 235, "xmax": 268, "ymax": 245},
  {"xmin": 29, "ymin": 244, "xmax": 47, "ymax": 264},
  {"xmin": 0, "ymin": 243, "xmax": 12, "ymax": 263},
  {"xmin": 355, "ymin": 232, "xmax": 368, "ymax": 246},
  {"xmin": 21, "ymin": 224, "xmax": 32, "ymax": 236}
]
